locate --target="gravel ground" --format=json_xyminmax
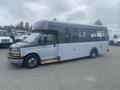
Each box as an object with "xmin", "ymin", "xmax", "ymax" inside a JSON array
[{"xmin": 0, "ymin": 46, "xmax": 120, "ymax": 90}]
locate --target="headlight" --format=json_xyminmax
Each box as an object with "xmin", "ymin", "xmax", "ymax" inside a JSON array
[
  {"xmin": 11, "ymin": 52, "xmax": 20, "ymax": 57},
  {"xmin": 10, "ymin": 48, "xmax": 20, "ymax": 57}
]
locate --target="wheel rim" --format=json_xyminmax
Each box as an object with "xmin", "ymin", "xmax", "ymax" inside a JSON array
[{"xmin": 28, "ymin": 57, "xmax": 37, "ymax": 67}]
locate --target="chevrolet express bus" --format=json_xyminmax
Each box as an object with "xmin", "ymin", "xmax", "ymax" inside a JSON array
[{"xmin": 8, "ymin": 20, "xmax": 109, "ymax": 68}]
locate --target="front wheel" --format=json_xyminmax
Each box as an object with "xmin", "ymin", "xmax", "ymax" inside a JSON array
[{"xmin": 23, "ymin": 54, "xmax": 39, "ymax": 68}]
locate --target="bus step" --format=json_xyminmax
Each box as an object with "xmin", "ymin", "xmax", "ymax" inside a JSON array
[{"xmin": 41, "ymin": 59, "xmax": 58, "ymax": 64}]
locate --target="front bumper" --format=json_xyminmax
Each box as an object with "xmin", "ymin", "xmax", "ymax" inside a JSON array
[{"xmin": 7, "ymin": 53, "xmax": 23, "ymax": 65}]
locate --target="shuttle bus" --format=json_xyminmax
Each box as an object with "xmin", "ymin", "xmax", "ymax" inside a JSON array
[{"xmin": 8, "ymin": 20, "xmax": 109, "ymax": 68}]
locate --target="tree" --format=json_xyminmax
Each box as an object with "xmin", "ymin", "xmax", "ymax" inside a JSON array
[
  {"xmin": 0, "ymin": 25, "xmax": 2, "ymax": 29},
  {"xmin": 19, "ymin": 21, "xmax": 24, "ymax": 28},
  {"xmin": 53, "ymin": 18, "xmax": 57, "ymax": 21},
  {"xmin": 25, "ymin": 22, "xmax": 29, "ymax": 30},
  {"xmin": 118, "ymin": 19, "xmax": 120, "ymax": 29},
  {"xmin": 94, "ymin": 20, "xmax": 103, "ymax": 25},
  {"xmin": 16, "ymin": 21, "xmax": 24, "ymax": 29},
  {"xmin": 2, "ymin": 26, "xmax": 11, "ymax": 32}
]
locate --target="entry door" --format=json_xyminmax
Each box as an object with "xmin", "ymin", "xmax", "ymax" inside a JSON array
[{"xmin": 40, "ymin": 32, "xmax": 58, "ymax": 60}]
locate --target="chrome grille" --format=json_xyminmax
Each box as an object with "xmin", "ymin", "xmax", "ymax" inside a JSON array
[{"xmin": 1, "ymin": 39, "xmax": 10, "ymax": 43}]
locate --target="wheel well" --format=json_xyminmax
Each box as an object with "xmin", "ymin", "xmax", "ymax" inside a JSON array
[
  {"xmin": 90, "ymin": 47, "xmax": 98, "ymax": 55},
  {"xmin": 23, "ymin": 53, "xmax": 41, "ymax": 65}
]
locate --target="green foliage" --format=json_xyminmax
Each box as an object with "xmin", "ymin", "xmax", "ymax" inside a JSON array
[
  {"xmin": 0, "ymin": 21, "xmax": 32, "ymax": 33},
  {"xmin": 94, "ymin": 20, "xmax": 103, "ymax": 25}
]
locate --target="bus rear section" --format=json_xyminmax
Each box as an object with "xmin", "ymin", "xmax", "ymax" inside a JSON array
[{"xmin": 57, "ymin": 28, "xmax": 109, "ymax": 61}]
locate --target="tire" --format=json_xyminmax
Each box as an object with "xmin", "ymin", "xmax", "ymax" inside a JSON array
[
  {"xmin": 109, "ymin": 41, "xmax": 113, "ymax": 45},
  {"xmin": 117, "ymin": 42, "xmax": 120, "ymax": 46},
  {"xmin": 90, "ymin": 49, "xmax": 98, "ymax": 58},
  {"xmin": 23, "ymin": 54, "xmax": 40, "ymax": 68}
]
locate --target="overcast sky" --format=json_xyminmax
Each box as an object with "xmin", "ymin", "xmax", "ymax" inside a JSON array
[{"xmin": 0, "ymin": 0, "xmax": 120, "ymax": 29}]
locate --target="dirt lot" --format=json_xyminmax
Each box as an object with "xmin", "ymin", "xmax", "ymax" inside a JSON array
[{"xmin": 0, "ymin": 46, "xmax": 120, "ymax": 90}]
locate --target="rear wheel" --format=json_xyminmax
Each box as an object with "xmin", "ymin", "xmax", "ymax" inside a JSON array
[
  {"xmin": 109, "ymin": 41, "xmax": 113, "ymax": 45},
  {"xmin": 90, "ymin": 49, "xmax": 98, "ymax": 58},
  {"xmin": 117, "ymin": 42, "xmax": 120, "ymax": 46},
  {"xmin": 23, "ymin": 54, "xmax": 40, "ymax": 68}
]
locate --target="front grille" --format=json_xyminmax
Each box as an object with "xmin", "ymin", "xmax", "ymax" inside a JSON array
[{"xmin": 1, "ymin": 39, "xmax": 10, "ymax": 43}]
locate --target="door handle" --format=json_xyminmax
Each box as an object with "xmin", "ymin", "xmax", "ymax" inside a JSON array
[{"xmin": 54, "ymin": 43, "xmax": 56, "ymax": 47}]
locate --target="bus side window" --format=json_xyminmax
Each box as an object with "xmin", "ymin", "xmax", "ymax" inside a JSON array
[
  {"xmin": 83, "ymin": 30, "xmax": 91, "ymax": 41},
  {"xmin": 74, "ymin": 29, "xmax": 79, "ymax": 42},
  {"xmin": 90, "ymin": 30, "xmax": 97, "ymax": 41},
  {"xmin": 96, "ymin": 30, "xmax": 106, "ymax": 41},
  {"xmin": 42, "ymin": 33, "xmax": 56, "ymax": 45},
  {"xmin": 70, "ymin": 29, "xmax": 79, "ymax": 42},
  {"xmin": 78, "ymin": 29, "xmax": 83, "ymax": 42},
  {"xmin": 65, "ymin": 29, "xmax": 70, "ymax": 42}
]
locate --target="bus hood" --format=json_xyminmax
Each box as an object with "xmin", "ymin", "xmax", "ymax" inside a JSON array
[{"xmin": 10, "ymin": 42, "xmax": 34, "ymax": 48}]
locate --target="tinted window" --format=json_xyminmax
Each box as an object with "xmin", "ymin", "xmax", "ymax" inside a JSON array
[
  {"xmin": 78, "ymin": 29, "xmax": 83, "ymax": 41},
  {"xmin": 58, "ymin": 27, "xmax": 108, "ymax": 43},
  {"xmin": 83, "ymin": 30, "xmax": 91, "ymax": 41},
  {"xmin": 73, "ymin": 29, "xmax": 79, "ymax": 42},
  {"xmin": 65, "ymin": 29, "xmax": 70, "ymax": 42},
  {"xmin": 96, "ymin": 30, "xmax": 107, "ymax": 41},
  {"xmin": 41, "ymin": 33, "xmax": 56, "ymax": 45},
  {"xmin": 90, "ymin": 30, "xmax": 97, "ymax": 41}
]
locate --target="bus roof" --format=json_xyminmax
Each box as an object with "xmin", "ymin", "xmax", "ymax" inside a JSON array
[{"xmin": 32, "ymin": 20, "xmax": 107, "ymax": 31}]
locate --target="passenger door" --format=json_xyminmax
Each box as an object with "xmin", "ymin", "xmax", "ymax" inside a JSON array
[{"xmin": 39, "ymin": 32, "xmax": 58, "ymax": 60}]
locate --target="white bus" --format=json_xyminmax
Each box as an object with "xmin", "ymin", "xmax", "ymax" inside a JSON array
[{"xmin": 8, "ymin": 20, "xmax": 109, "ymax": 68}]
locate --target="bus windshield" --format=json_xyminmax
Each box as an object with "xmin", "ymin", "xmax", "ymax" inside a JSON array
[
  {"xmin": 24, "ymin": 33, "xmax": 41, "ymax": 43},
  {"xmin": 0, "ymin": 31, "xmax": 9, "ymax": 37}
]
